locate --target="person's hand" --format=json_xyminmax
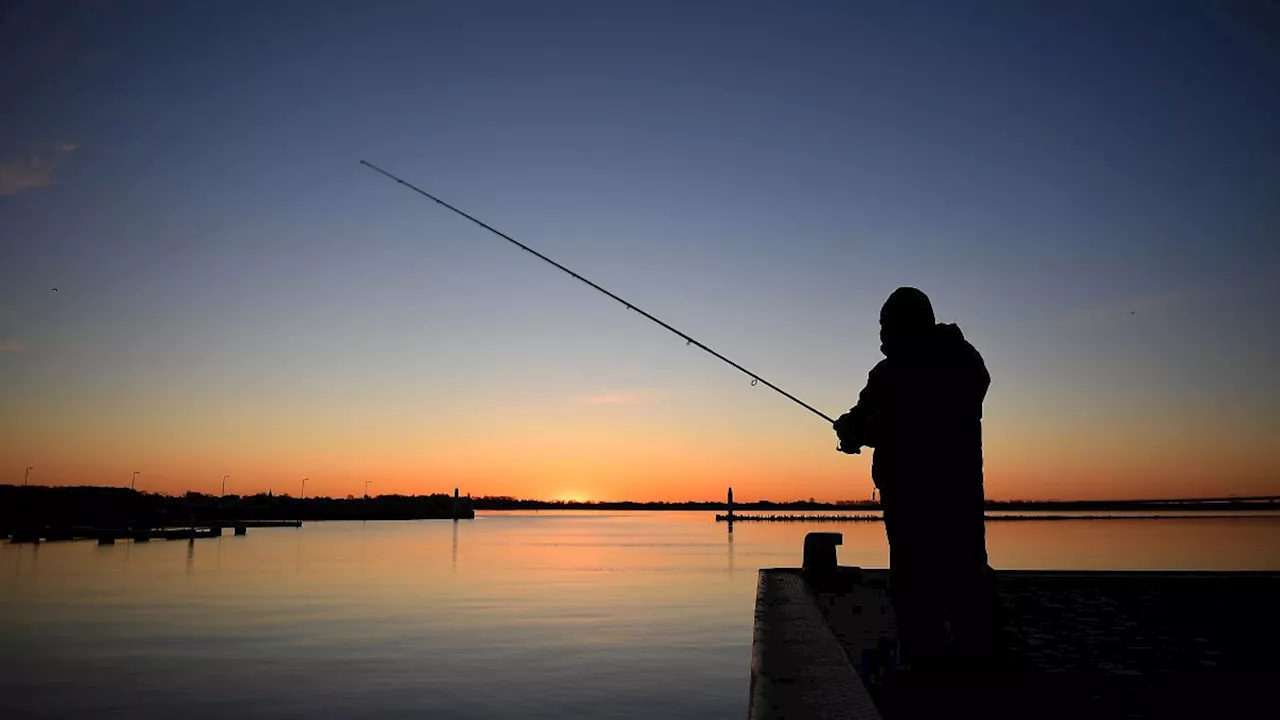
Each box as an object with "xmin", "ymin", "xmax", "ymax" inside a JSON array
[{"xmin": 833, "ymin": 412, "xmax": 862, "ymax": 454}]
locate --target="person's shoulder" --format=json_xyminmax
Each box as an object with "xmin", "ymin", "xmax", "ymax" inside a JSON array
[
  {"xmin": 935, "ymin": 322, "xmax": 966, "ymax": 342},
  {"xmin": 934, "ymin": 323, "xmax": 987, "ymax": 363},
  {"xmin": 865, "ymin": 357, "xmax": 893, "ymax": 385},
  {"xmin": 936, "ymin": 323, "xmax": 977, "ymax": 350}
]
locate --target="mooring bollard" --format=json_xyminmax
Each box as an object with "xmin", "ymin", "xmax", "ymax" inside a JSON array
[
  {"xmin": 802, "ymin": 532, "xmax": 843, "ymax": 587},
  {"xmin": 234, "ymin": 525, "xmax": 247, "ymax": 536}
]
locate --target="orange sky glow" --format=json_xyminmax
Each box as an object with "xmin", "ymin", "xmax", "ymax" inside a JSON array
[{"xmin": 5, "ymin": 389, "xmax": 1276, "ymax": 501}]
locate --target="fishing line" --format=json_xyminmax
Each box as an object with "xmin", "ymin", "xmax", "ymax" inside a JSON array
[{"xmin": 360, "ymin": 160, "xmax": 836, "ymax": 425}]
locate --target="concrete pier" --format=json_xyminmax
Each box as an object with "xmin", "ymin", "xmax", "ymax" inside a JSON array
[
  {"xmin": 749, "ymin": 567, "xmax": 882, "ymax": 720},
  {"xmin": 750, "ymin": 532, "xmax": 1280, "ymax": 719}
]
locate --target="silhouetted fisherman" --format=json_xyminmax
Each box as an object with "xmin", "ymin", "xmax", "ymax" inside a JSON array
[{"xmin": 833, "ymin": 287, "xmax": 995, "ymax": 671}]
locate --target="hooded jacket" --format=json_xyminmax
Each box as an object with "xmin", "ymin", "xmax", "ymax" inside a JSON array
[{"xmin": 843, "ymin": 322, "xmax": 990, "ymax": 501}]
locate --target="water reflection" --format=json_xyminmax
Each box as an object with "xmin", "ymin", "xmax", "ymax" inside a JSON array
[
  {"xmin": 0, "ymin": 512, "xmax": 1276, "ymax": 720},
  {"xmin": 727, "ymin": 523, "xmax": 735, "ymax": 575},
  {"xmin": 20, "ymin": 541, "xmax": 38, "ymax": 580}
]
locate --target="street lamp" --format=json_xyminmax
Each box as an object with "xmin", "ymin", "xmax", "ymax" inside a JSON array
[
  {"xmin": 222, "ymin": 475, "xmax": 229, "ymax": 497},
  {"xmin": 364, "ymin": 480, "xmax": 372, "ymax": 499},
  {"xmin": 24, "ymin": 466, "xmax": 32, "ymax": 486},
  {"xmin": 301, "ymin": 477, "xmax": 309, "ymax": 499},
  {"xmin": 131, "ymin": 471, "xmax": 139, "ymax": 491}
]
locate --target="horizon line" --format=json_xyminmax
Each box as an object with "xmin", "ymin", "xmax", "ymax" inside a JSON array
[{"xmin": 2, "ymin": 484, "xmax": 1277, "ymax": 506}]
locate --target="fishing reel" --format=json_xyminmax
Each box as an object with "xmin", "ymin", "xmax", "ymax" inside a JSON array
[
  {"xmin": 834, "ymin": 426, "xmax": 864, "ymax": 454},
  {"xmin": 833, "ymin": 412, "xmax": 866, "ymax": 455}
]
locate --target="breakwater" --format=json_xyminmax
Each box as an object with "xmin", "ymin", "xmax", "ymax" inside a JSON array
[{"xmin": 718, "ymin": 512, "xmax": 1280, "ymax": 522}]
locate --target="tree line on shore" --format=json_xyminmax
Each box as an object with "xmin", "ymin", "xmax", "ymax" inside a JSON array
[
  {"xmin": 0, "ymin": 484, "xmax": 473, "ymax": 531},
  {"xmin": 2, "ymin": 484, "xmax": 1273, "ymax": 533}
]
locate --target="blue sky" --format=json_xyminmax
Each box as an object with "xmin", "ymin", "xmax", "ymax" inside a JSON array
[{"xmin": 1, "ymin": 0, "xmax": 1277, "ymax": 500}]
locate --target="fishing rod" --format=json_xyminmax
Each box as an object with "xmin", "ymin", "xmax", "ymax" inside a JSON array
[{"xmin": 360, "ymin": 160, "xmax": 837, "ymax": 426}]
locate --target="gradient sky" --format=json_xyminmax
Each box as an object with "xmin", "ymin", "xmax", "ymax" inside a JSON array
[{"xmin": 2, "ymin": 0, "xmax": 1277, "ymax": 502}]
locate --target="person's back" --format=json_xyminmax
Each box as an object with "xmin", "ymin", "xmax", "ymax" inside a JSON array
[{"xmin": 834, "ymin": 287, "xmax": 993, "ymax": 668}]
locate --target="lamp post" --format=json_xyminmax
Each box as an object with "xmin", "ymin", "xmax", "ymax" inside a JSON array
[
  {"xmin": 301, "ymin": 478, "xmax": 308, "ymax": 499},
  {"xmin": 222, "ymin": 475, "xmax": 229, "ymax": 497},
  {"xmin": 364, "ymin": 480, "xmax": 372, "ymax": 499},
  {"xmin": 24, "ymin": 466, "xmax": 32, "ymax": 486},
  {"xmin": 131, "ymin": 471, "xmax": 139, "ymax": 491}
]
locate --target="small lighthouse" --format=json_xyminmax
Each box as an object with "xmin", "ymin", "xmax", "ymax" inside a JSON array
[
  {"xmin": 727, "ymin": 486, "xmax": 735, "ymax": 522},
  {"xmin": 452, "ymin": 487, "xmax": 460, "ymax": 520}
]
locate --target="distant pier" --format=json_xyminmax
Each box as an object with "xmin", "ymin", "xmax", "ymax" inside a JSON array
[
  {"xmin": 718, "ymin": 512, "xmax": 1280, "ymax": 523},
  {"xmin": 7, "ymin": 519, "xmax": 303, "ymax": 544},
  {"xmin": 719, "ymin": 513, "xmax": 882, "ymax": 523}
]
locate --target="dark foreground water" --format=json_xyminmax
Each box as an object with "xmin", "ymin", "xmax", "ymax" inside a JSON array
[{"xmin": 2, "ymin": 511, "xmax": 1278, "ymax": 719}]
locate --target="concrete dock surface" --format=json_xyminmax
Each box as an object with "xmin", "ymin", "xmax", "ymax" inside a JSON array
[{"xmin": 752, "ymin": 548, "xmax": 1280, "ymax": 719}]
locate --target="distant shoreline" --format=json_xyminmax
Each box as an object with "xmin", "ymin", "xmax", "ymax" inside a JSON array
[
  {"xmin": 4, "ymin": 481, "xmax": 1277, "ymax": 543},
  {"xmin": 3, "ymin": 483, "xmax": 1277, "ymax": 514}
]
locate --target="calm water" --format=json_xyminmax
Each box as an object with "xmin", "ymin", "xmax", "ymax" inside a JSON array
[{"xmin": 3, "ymin": 511, "xmax": 1278, "ymax": 719}]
